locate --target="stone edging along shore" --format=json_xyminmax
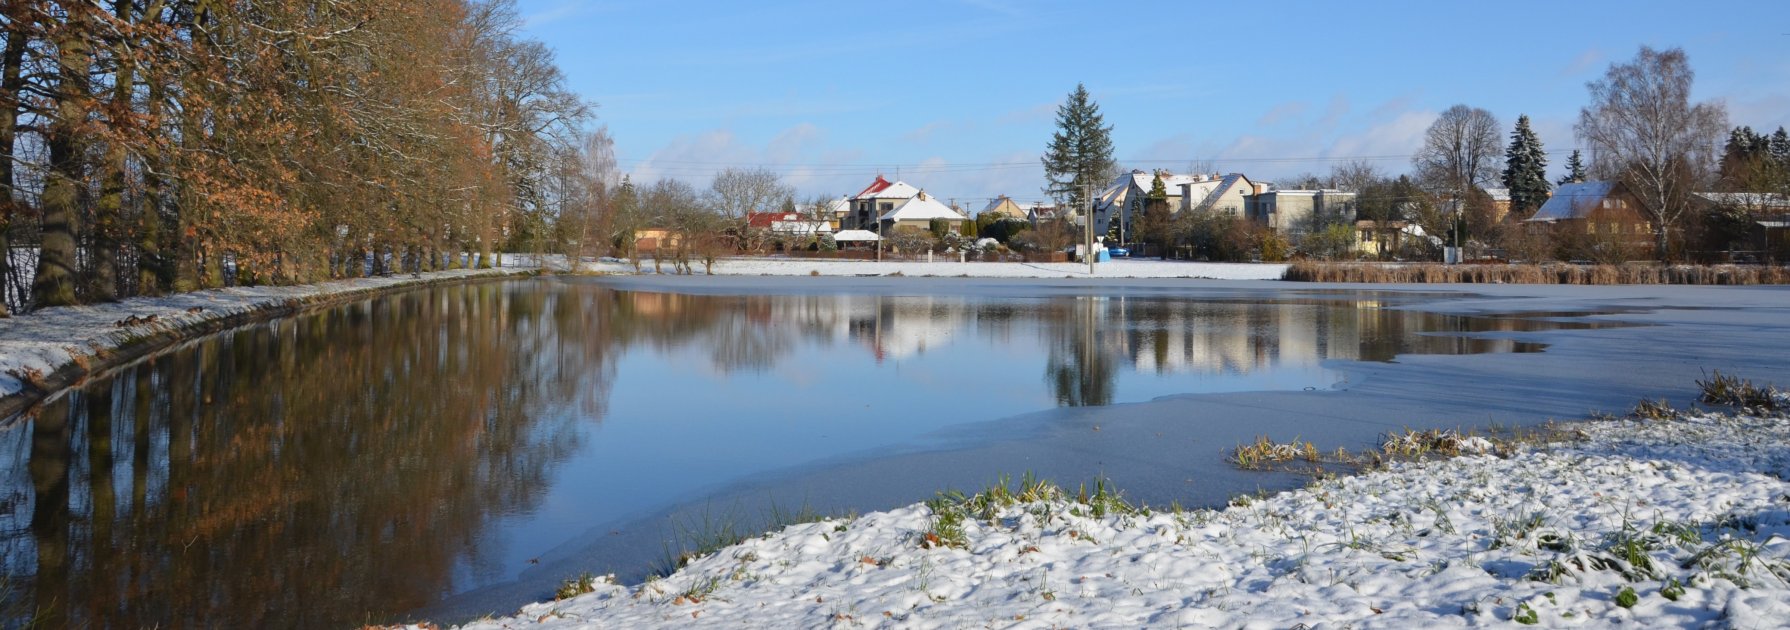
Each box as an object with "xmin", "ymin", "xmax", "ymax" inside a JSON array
[{"xmin": 0, "ymin": 267, "xmax": 542, "ymax": 420}]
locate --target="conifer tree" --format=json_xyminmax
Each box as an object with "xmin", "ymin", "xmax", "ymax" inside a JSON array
[
  {"xmin": 1772, "ymin": 127, "xmax": 1790, "ymax": 166},
  {"xmin": 1558, "ymin": 150, "xmax": 1588, "ymax": 185},
  {"xmin": 1501, "ymin": 115, "xmax": 1550, "ymax": 218},
  {"xmin": 1042, "ymin": 83, "xmax": 1116, "ymax": 214}
]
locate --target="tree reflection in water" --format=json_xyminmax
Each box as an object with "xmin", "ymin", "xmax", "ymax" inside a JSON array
[
  {"xmin": 0, "ymin": 281, "xmax": 1609, "ymax": 627},
  {"xmin": 0, "ymin": 282, "xmax": 607, "ymax": 627}
]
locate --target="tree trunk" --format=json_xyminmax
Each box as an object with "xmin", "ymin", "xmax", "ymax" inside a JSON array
[
  {"xmin": 32, "ymin": 7, "xmax": 93, "ymax": 308},
  {"xmin": 91, "ymin": 0, "xmax": 143, "ymax": 302},
  {"xmin": 0, "ymin": 1, "xmax": 29, "ymax": 315}
]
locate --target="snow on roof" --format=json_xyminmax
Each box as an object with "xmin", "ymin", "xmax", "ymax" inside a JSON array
[
  {"xmin": 879, "ymin": 194, "xmax": 965, "ymax": 222},
  {"xmin": 832, "ymin": 229, "xmax": 881, "ymax": 241},
  {"xmin": 746, "ymin": 212, "xmax": 803, "ymax": 228},
  {"xmin": 1693, "ymin": 192, "xmax": 1790, "ymax": 209},
  {"xmin": 1528, "ymin": 181, "xmax": 1615, "ymax": 222},
  {"xmin": 1096, "ymin": 171, "xmax": 1204, "ymax": 212},
  {"xmin": 1183, "ymin": 174, "xmax": 1254, "ymax": 209},
  {"xmin": 825, "ymin": 197, "xmax": 851, "ymax": 215},
  {"xmin": 1482, "ymin": 188, "xmax": 1512, "ymax": 202},
  {"xmin": 851, "ymin": 175, "xmax": 893, "ymax": 200},
  {"xmin": 853, "ymin": 177, "xmax": 921, "ymax": 201}
]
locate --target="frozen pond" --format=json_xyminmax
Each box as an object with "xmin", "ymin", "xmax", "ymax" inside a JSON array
[{"xmin": 0, "ymin": 276, "xmax": 1695, "ymax": 626}]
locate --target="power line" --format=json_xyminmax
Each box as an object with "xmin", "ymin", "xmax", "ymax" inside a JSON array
[{"xmin": 615, "ymin": 148, "xmax": 1591, "ymax": 174}]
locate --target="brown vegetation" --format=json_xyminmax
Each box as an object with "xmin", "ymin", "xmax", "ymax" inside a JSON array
[{"xmin": 1285, "ymin": 262, "xmax": 1790, "ymax": 285}]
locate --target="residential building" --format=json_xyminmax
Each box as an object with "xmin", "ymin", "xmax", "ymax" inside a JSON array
[
  {"xmin": 746, "ymin": 212, "xmax": 832, "ymax": 236},
  {"xmin": 1482, "ymin": 188, "xmax": 1514, "ymax": 223},
  {"xmin": 1180, "ymin": 173, "xmax": 1261, "ymax": 216},
  {"xmin": 1091, "ymin": 170, "xmax": 1200, "ymax": 237},
  {"xmin": 980, "ymin": 196, "xmax": 1029, "ymax": 221},
  {"xmin": 1246, "ymin": 189, "xmax": 1357, "ymax": 234},
  {"xmin": 1353, "ymin": 220, "xmax": 1429, "ymax": 258},
  {"xmin": 1025, "ymin": 202, "xmax": 1064, "ymax": 226},
  {"xmin": 879, "ymin": 191, "xmax": 966, "ymax": 232},
  {"xmin": 1524, "ymin": 181, "xmax": 1653, "ymax": 245},
  {"xmin": 846, "ymin": 175, "xmax": 921, "ymax": 230},
  {"xmin": 1692, "ymin": 192, "xmax": 1790, "ymax": 258}
]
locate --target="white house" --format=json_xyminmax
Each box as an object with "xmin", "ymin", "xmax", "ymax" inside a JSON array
[{"xmin": 878, "ymin": 192, "xmax": 966, "ymax": 231}]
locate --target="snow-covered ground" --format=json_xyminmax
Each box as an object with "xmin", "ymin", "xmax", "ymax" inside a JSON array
[
  {"xmin": 460, "ymin": 406, "xmax": 1790, "ymax": 629},
  {"xmin": 0, "ymin": 267, "xmax": 535, "ymax": 403},
  {"xmin": 582, "ymin": 257, "xmax": 1290, "ymax": 280}
]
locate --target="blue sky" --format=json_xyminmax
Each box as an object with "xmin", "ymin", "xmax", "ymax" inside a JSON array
[{"xmin": 519, "ymin": 0, "xmax": 1790, "ymax": 206}]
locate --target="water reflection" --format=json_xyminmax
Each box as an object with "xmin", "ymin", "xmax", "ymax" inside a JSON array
[
  {"xmin": 0, "ymin": 280, "xmax": 1613, "ymax": 627},
  {"xmin": 1, "ymin": 283, "xmax": 606, "ymax": 627}
]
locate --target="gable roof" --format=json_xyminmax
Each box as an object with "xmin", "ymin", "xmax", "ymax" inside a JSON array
[
  {"xmin": 879, "ymin": 193, "xmax": 964, "ymax": 222},
  {"xmin": 852, "ymin": 176, "xmax": 921, "ymax": 201},
  {"xmin": 981, "ymin": 196, "xmax": 1023, "ymax": 215},
  {"xmin": 1185, "ymin": 173, "xmax": 1254, "ymax": 210},
  {"xmin": 852, "ymin": 175, "xmax": 893, "ymax": 199},
  {"xmin": 1528, "ymin": 181, "xmax": 1616, "ymax": 222},
  {"xmin": 746, "ymin": 212, "xmax": 800, "ymax": 228},
  {"xmin": 1693, "ymin": 192, "xmax": 1790, "ymax": 210},
  {"xmin": 1096, "ymin": 171, "xmax": 1203, "ymax": 212}
]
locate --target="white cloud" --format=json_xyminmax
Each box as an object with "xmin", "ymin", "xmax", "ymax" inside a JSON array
[
  {"xmin": 996, "ymin": 102, "xmax": 1057, "ymax": 126},
  {"xmin": 1256, "ymin": 101, "xmax": 1309, "ymax": 127}
]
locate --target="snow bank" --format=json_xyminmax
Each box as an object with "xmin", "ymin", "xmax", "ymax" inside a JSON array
[
  {"xmin": 582, "ymin": 257, "xmax": 1290, "ymax": 280},
  {"xmin": 0, "ymin": 267, "xmax": 535, "ymax": 407},
  {"xmin": 461, "ymin": 410, "xmax": 1790, "ymax": 628}
]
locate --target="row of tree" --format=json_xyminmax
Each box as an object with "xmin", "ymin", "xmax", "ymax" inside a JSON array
[
  {"xmin": 0, "ymin": 0, "xmax": 589, "ymax": 315},
  {"xmin": 1036, "ymin": 46, "xmax": 1768, "ymax": 263}
]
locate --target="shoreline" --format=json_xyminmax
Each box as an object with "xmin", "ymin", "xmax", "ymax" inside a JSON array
[
  {"xmin": 0, "ymin": 267, "xmax": 539, "ymax": 420},
  {"xmin": 452, "ymin": 401, "xmax": 1790, "ymax": 628},
  {"xmin": 0, "ymin": 258, "xmax": 1295, "ymax": 420}
]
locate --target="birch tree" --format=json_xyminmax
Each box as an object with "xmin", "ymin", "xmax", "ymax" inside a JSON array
[{"xmin": 1576, "ymin": 46, "xmax": 1727, "ymax": 260}]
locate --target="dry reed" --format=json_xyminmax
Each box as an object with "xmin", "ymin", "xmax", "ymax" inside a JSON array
[{"xmin": 1284, "ymin": 262, "xmax": 1790, "ymax": 285}]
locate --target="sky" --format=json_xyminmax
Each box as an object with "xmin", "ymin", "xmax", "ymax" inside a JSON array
[{"xmin": 518, "ymin": 0, "xmax": 1790, "ymax": 207}]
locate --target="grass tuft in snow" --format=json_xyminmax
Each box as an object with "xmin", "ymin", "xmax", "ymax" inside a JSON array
[
  {"xmin": 1228, "ymin": 435, "xmax": 1321, "ymax": 470},
  {"xmin": 1695, "ymin": 370, "xmax": 1781, "ymax": 412},
  {"xmin": 657, "ymin": 498, "xmax": 846, "ymax": 575},
  {"xmin": 922, "ymin": 474, "xmax": 1139, "ymax": 549},
  {"xmin": 554, "ymin": 573, "xmax": 605, "ymax": 601},
  {"xmin": 1630, "ymin": 397, "xmax": 1678, "ymax": 420}
]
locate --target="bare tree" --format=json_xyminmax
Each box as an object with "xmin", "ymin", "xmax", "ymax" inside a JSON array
[
  {"xmin": 709, "ymin": 167, "xmax": 791, "ymax": 222},
  {"xmin": 1413, "ymin": 105, "xmax": 1502, "ymax": 199},
  {"xmin": 1576, "ymin": 46, "xmax": 1728, "ymax": 260},
  {"xmin": 1328, "ymin": 159, "xmax": 1382, "ymax": 193}
]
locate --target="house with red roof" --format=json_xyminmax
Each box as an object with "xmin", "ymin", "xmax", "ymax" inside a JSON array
[
  {"xmin": 745, "ymin": 211, "xmax": 831, "ymax": 237},
  {"xmin": 846, "ymin": 175, "xmax": 922, "ymax": 230}
]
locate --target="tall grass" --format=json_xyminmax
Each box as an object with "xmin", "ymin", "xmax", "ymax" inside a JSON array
[{"xmin": 1284, "ymin": 262, "xmax": 1790, "ymax": 285}]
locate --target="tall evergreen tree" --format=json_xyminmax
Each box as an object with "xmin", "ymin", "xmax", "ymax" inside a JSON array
[
  {"xmin": 1719, "ymin": 126, "xmax": 1772, "ymax": 188},
  {"xmin": 1041, "ymin": 83, "xmax": 1116, "ymax": 215},
  {"xmin": 1501, "ymin": 115, "xmax": 1550, "ymax": 218},
  {"xmin": 1771, "ymin": 127, "xmax": 1790, "ymax": 166},
  {"xmin": 1558, "ymin": 150, "xmax": 1588, "ymax": 185}
]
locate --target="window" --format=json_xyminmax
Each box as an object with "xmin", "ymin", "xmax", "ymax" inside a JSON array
[
  {"xmin": 1605, "ymin": 222, "xmax": 1617, "ymax": 234},
  {"xmin": 1636, "ymin": 223, "xmax": 1647, "ymax": 234},
  {"xmin": 1602, "ymin": 199, "xmax": 1613, "ymax": 209},
  {"xmin": 1586, "ymin": 221, "xmax": 1596, "ymax": 234}
]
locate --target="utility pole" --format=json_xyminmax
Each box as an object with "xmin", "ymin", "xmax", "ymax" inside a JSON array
[{"xmin": 1085, "ymin": 181, "xmax": 1095, "ymax": 275}]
